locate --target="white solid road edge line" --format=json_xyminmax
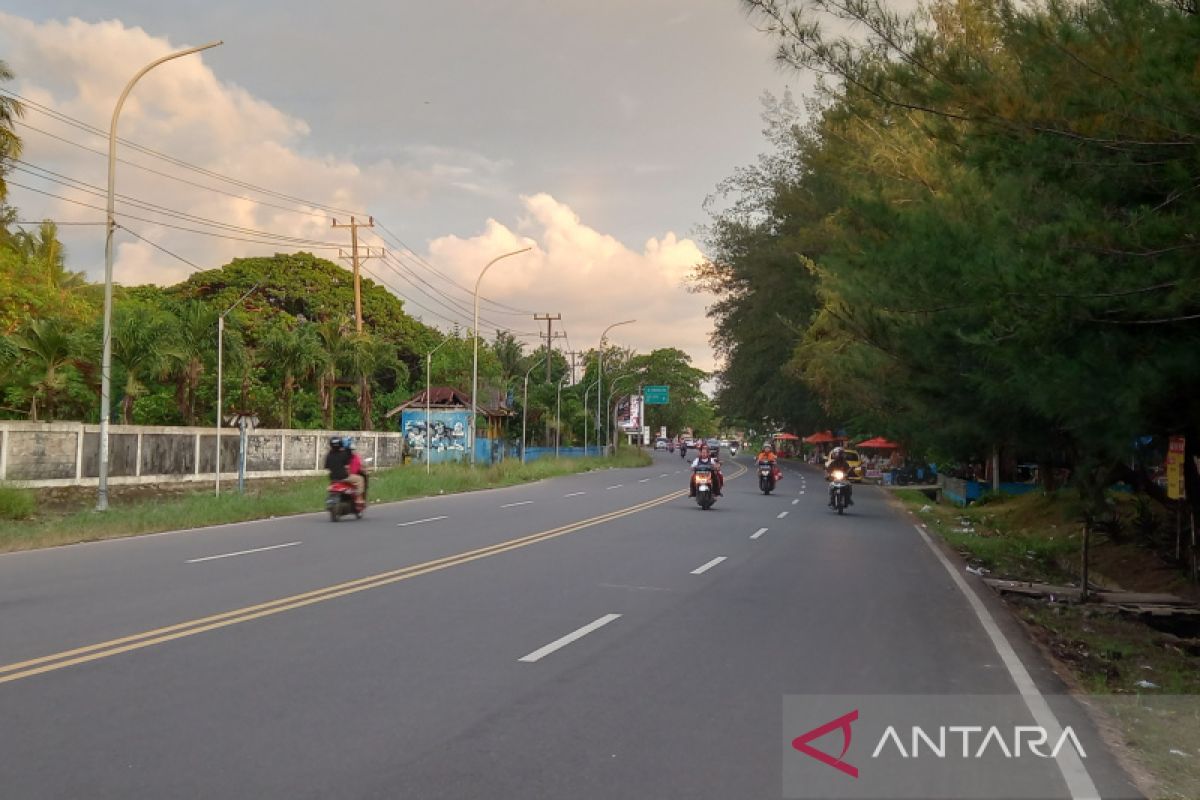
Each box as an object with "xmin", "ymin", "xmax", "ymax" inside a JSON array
[
  {"xmin": 518, "ymin": 613, "xmax": 622, "ymax": 663},
  {"xmin": 691, "ymin": 556, "xmax": 727, "ymax": 575},
  {"xmin": 186, "ymin": 541, "xmax": 301, "ymax": 564},
  {"xmin": 912, "ymin": 524, "xmax": 1100, "ymax": 800},
  {"xmin": 397, "ymin": 516, "xmax": 447, "ymax": 527},
  {"xmin": 501, "ymin": 500, "xmax": 534, "ymax": 508},
  {"xmin": 751, "ymin": 528, "xmax": 768, "ymax": 540}
]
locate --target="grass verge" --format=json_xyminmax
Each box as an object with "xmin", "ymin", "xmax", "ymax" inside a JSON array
[
  {"xmin": 897, "ymin": 488, "xmax": 1200, "ymax": 798},
  {"xmin": 0, "ymin": 449, "xmax": 652, "ymax": 554}
]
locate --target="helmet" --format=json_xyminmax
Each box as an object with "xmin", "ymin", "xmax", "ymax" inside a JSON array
[
  {"xmin": 763, "ymin": 443, "xmax": 773, "ymax": 451},
  {"xmin": 344, "ymin": 437, "xmax": 355, "ymax": 450},
  {"xmin": 830, "ymin": 447, "xmax": 844, "ymax": 459},
  {"xmin": 329, "ymin": 436, "xmax": 343, "ymax": 448}
]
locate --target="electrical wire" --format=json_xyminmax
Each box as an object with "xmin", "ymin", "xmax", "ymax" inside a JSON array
[{"xmin": 3, "ymin": 88, "xmax": 367, "ymax": 216}]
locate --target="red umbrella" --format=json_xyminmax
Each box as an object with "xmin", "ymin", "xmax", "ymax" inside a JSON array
[
  {"xmin": 803, "ymin": 431, "xmax": 839, "ymax": 444},
  {"xmin": 773, "ymin": 432, "xmax": 800, "ymax": 441},
  {"xmin": 857, "ymin": 436, "xmax": 900, "ymax": 450}
]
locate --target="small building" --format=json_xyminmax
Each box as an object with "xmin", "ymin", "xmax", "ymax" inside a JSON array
[{"xmin": 384, "ymin": 386, "xmax": 511, "ymax": 464}]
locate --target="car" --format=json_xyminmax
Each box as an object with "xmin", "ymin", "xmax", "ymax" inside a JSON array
[
  {"xmin": 706, "ymin": 438, "xmax": 721, "ymax": 457},
  {"xmin": 826, "ymin": 449, "xmax": 864, "ymax": 482},
  {"xmin": 654, "ymin": 438, "xmax": 669, "ymax": 451}
]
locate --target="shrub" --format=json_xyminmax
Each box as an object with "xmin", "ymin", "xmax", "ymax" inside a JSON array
[{"xmin": 0, "ymin": 484, "xmax": 35, "ymax": 520}]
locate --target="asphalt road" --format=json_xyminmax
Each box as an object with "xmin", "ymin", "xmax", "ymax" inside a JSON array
[{"xmin": 0, "ymin": 453, "xmax": 1143, "ymax": 799}]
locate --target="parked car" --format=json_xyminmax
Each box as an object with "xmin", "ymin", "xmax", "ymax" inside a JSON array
[{"xmin": 654, "ymin": 438, "xmax": 669, "ymax": 451}]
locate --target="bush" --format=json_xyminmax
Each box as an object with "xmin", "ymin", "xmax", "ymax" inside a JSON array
[{"xmin": 0, "ymin": 484, "xmax": 35, "ymax": 520}]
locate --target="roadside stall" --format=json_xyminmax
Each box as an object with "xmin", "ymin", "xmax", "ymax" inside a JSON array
[
  {"xmin": 802, "ymin": 431, "xmax": 842, "ymax": 462},
  {"xmin": 855, "ymin": 436, "xmax": 900, "ymax": 484},
  {"xmin": 771, "ymin": 432, "xmax": 801, "ymax": 458}
]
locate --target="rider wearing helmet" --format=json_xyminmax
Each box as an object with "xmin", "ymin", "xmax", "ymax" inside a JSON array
[
  {"xmin": 756, "ymin": 441, "xmax": 781, "ymax": 482},
  {"xmin": 345, "ymin": 438, "xmax": 368, "ymax": 504},
  {"xmin": 825, "ymin": 447, "xmax": 853, "ymax": 507},
  {"xmin": 324, "ymin": 437, "xmax": 351, "ymax": 481}
]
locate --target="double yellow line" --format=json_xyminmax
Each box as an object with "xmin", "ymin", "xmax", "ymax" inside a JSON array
[{"xmin": 0, "ymin": 487, "xmax": 688, "ymax": 685}]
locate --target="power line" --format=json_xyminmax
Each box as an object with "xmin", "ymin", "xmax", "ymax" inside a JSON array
[
  {"xmin": 372, "ymin": 220, "xmax": 534, "ymax": 315},
  {"xmin": 5, "ymin": 180, "xmax": 341, "ymax": 249},
  {"xmin": 115, "ymin": 223, "xmax": 203, "ymax": 272},
  {"xmin": 10, "ymin": 160, "xmax": 346, "ymax": 248},
  {"xmin": 3, "ymin": 88, "xmax": 367, "ymax": 216},
  {"xmin": 17, "ymin": 122, "xmax": 335, "ymax": 221}
]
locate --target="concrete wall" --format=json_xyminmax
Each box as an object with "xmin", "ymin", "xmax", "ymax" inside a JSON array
[{"xmin": 0, "ymin": 421, "xmax": 406, "ymax": 488}]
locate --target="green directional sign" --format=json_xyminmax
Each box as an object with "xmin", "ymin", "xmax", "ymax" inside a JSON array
[{"xmin": 644, "ymin": 385, "xmax": 669, "ymax": 405}]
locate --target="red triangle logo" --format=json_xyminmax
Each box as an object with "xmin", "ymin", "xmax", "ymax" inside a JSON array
[{"xmin": 791, "ymin": 709, "xmax": 860, "ymax": 779}]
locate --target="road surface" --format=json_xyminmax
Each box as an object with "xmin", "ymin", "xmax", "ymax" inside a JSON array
[{"xmin": 0, "ymin": 454, "xmax": 1142, "ymax": 798}]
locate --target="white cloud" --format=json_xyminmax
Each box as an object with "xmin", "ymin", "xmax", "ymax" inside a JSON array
[
  {"xmin": 0, "ymin": 13, "xmax": 507, "ymax": 275},
  {"xmin": 1, "ymin": 13, "xmax": 720, "ymax": 373},
  {"xmin": 427, "ymin": 193, "xmax": 716, "ymax": 372}
]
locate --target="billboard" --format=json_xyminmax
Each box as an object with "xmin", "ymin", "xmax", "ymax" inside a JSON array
[
  {"xmin": 400, "ymin": 409, "xmax": 471, "ymax": 463},
  {"xmin": 617, "ymin": 394, "xmax": 643, "ymax": 432}
]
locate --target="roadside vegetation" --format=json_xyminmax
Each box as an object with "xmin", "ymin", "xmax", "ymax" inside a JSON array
[
  {"xmin": 897, "ymin": 489, "xmax": 1200, "ymax": 798},
  {"xmin": 0, "ymin": 449, "xmax": 652, "ymax": 553}
]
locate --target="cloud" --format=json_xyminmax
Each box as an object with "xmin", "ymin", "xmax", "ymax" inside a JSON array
[
  {"xmin": 427, "ymin": 193, "xmax": 716, "ymax": 372},
  {"xmin": 0, "ymin": 13, "xmax": 720, "ymax": 373},
  {"xmin": 0, "ymin": 13, "xmax": 508, "ymax": 275}
]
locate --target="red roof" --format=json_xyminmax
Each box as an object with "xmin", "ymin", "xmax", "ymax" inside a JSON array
[{"xmin": 857, "ymin": 436, "xmax": 900, "ymax": 449}]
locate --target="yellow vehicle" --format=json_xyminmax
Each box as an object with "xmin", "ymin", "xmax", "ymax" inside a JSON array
[{"xmin": 825, "ymin": 449, "xmax": 865, "ymax": 482}]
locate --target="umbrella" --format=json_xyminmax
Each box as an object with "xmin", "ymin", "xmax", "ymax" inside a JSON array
[
  {"xmin": 773, "ymin": 432, "xmax": 800, "ymax": 441},
  {"xmin": 857, "ymin": 436, "xmax": 900, "ymax": 450},
  {"xmin": 803, "ymin": 431, "xmax": 839, "ymax": 444}
]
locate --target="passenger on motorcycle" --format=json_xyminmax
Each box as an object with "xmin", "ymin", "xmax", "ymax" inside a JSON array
[
  {"xmin": 325, "ymin": 437, "xmax": 364, "ymax": 500},
  {"xmin": 690, "ymin": 443, "xmax": 724, "ymax": 497},
  {"xmin": 346, "ymin": 438, "xmax": 368, "ymax": 504},
  {"xmin": 825, "ymin": 447, "xmax": 853, "ymax": 507}
]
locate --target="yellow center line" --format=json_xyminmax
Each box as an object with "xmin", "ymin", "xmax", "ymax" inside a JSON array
[{"xmin": 0, "ymin": 481, "xmax": 698, "ymax": 685}]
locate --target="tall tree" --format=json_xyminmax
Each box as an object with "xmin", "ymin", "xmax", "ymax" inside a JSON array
[
  {"xmin": 261, "ymin": 323, "xmax": 323, "ymax": 428},
  {"xmin": 9, "ymin": 318, "xmax": 78, "ymax": 421}
]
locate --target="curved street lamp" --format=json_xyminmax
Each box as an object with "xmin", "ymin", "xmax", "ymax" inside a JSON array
[
  {"xmin": 582, "ymin": 378, "xmax": 599, "ymax": 455},
  {"xmin": 554, "ymin": 373, "xmax": 570, "ymax": 458},
  {"xmin": 606, "ymin": 373, "xmax": 635, "ymax": 452},
  {"xmin": 470, "ymin": 247, "xmax": 531, "ymax": 467},
  {"xmin": 521, "ymin": 355, "xmax": 547, "ymax": 464},
  {"xmin": 97, "ymin": 39, "xmax": 223, "ymax": 511},
  {"xmin": 595, "ymin": 320, "xmax": 635, "ymax": 455}
]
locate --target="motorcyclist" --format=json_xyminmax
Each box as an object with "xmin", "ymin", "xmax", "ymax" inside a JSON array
[
  {"xmin": 679, "ymin": 438, "xmax": 688, "ymax": 460},
  {"xmin": 346, "ymin": 438, "xmax": 368, "ymax": 506},
  {"xmin": 825, "ymin": 446, "xmax": 853, "ymax": 507},
  {"xmin": 756, "ymin": 442, "xmax": 781, "ymax": 483},
  {"xmin": 324, "ymin": 437, "xmax": 364, "ymax": 507},
  {"xmin": 690, "ymin": 443, "xmax": 723, "ymax": 497}
]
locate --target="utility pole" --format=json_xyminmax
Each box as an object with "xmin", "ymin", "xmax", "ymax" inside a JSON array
[
  {"xmin": 565, "ymin": 350, "xmax": 580, "ymax": 385},
  {"xmin": 534, "ymin": 313, "xmax": 564, "ymax": 447},
  {"xmin": 332, "ymin": 216, "xmax": 382, "ymax": 333}
]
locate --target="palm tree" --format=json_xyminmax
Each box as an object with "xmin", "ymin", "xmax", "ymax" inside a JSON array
[
  {"xmin": 492, "ymin": 330, "xmax": 525, "ymax": 384},
  {"xmin": 10, "ymin": 318, "xmax": 76, "ymax": 421},
  {"xmin": 261, "ymin": 324, "xmax": 322, "ymax": 428},
  {"xmin": 16, "ymin": 222, "xmax": 87, "ymax": 292},
  {"xmin": 168, "ymin": 302, "xmax": 218, "ymax": 425},
  {"xmin": 313, "ymin": 318, "xmax": 353, "ymax": 429},
  {"xmin": 346, "ymin": 332, "xmax": 397, "ymax": 431},
  {"xmin": 0, "ymin": 59, "xmax": 23, "ymax": 201},
  {"xmin": 111, "ymin": 305, "xmax": 180, "ymax": 424}
]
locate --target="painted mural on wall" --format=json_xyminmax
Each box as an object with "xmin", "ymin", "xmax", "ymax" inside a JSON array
[{"xmin": 400, "ymin": 410, "xmax": 470, "ymax": 462}]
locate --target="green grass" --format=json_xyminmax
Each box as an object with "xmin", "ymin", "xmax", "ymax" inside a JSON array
[
  {"xmin": 0, "ymin": 484, "xmax": 36, "ymax": 520},
  {"xmin": 0, "ymin": 449, "xmax": 652, "ymax": 553}
]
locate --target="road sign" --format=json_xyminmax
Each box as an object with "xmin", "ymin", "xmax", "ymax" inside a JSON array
[{"xmin": 644, "ymin": 385, "xmax": 669, "ymax": 405}]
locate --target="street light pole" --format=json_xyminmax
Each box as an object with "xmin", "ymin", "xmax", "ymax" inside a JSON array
[
  {"xmin": 471, "ymin": 247, "xmax": 530, "ymax": 467},
  {"xmin": 425, "ymin": 337, "xmax": 453, "ymax": 475},
  {"xmin": 521, "ymin": 355, "xmax": 547, "ymax": 464},
  {"xmin": 596, "ymin": 320, "xmax": 634, "ymax": 458},
  {"xmin": 607, "ymin": 374, "xmax": 634, "ymax": 452},
  {"xmin": 583, "ymin": 378, "xmax": 599, "ymax": 455},
  {"xmin": 555, "ymin": 373, "xmax": 569, "ymax": 458},
  {"xmin": 98, "ymin": 39, "xmax": 222, "ymax": 511},
  {"xmin": 215, "ymin": 280, "xmax": 260, "ymax": 496}
]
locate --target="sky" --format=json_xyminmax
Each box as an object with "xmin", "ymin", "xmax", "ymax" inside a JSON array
[{"xmin": 0, "ymin": 1, "xmax": 825, "ymax": 374}]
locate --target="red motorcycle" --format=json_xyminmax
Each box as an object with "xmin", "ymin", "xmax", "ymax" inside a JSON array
[{"xmin": 326, "ymin": 480, "xmax": 364, "ymax": 521}]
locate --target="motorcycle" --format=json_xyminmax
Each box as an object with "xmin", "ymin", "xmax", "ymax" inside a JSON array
[
  {"xmin": 680, "ymin": 445, "xmax": 688, "ymax": 460},
  {"xmin": 829, "ymin": 469, "xmax": 852, "ymax": 515},
  {"xmin": 326, "ymin": 480, "xmax": 364, "ymax": 521},
  {"xmin": 692, "ymin": 466, "xmax": 717, "ymax": 510},
  {"xmin": 757, "ymin": 460, "xmax": 777, "ymax": 494}
]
